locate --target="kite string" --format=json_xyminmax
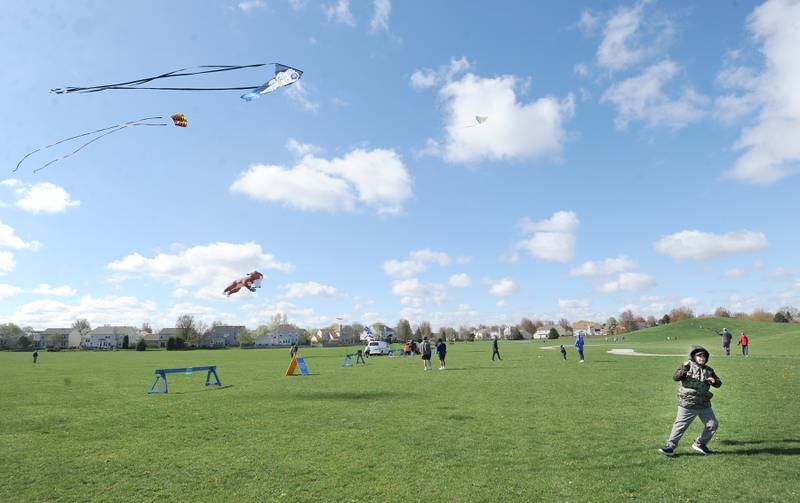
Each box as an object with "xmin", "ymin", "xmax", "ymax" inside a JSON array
[
  {"xmin": 51, "ymin": 63, "xmax": 277, "ymax": 94},
  {"xmin": 30, "ymin": 117, "xmax": 166, "ymax": 174}
]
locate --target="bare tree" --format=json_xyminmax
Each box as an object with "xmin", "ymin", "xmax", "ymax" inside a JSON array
[
  {"xmin": 713, "ymin": 307, "xmax": 732, "ymax": 318},
  {"xmin": 72, "ymin": 318, "xmax": 91, "ymax": 335},
  {"xmin": 669, "ymin": 307, "xmax": 695, "ymax": 321}
]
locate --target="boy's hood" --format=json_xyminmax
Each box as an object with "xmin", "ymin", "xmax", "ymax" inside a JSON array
[{"xmin": 688, "ymin": 345, "xmax": 710, "ymax": 361}]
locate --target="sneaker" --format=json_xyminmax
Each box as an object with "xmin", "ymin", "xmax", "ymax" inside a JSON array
[
  {"xmin": 658, "ymin": 446, "xmax": 675, "ymax": 457},
  {"xmin": 692, "ymin": 442, "xmax": 712, "ymax": 455},
  {"xmin": 579, "ymin": 360, "xmax": 585, "ymax": 363}
]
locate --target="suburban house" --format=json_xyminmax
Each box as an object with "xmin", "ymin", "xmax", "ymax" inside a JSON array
[
  {"xmin": 143, "ymin": 331, "xmax": 171, "ymax": 348},
  {"xmin": 255, "ymin": 324, "xmax": 300, "ymax": 347},
  {"xmin": 28, "ymin": 331, "xmax": 47, "ymax": 349},
  {"xmin": 86, "ymin": 325, "xmax": 137, "ymax": 349},
  {"xmin": 473, "ymin": 328, "xmax": 490, "ymax": 341},
  {"xmin": 312, "ymin": 329, "xmax": 337, "ymax": 345},
  {"xmin": 572, "ymin": 321, "xmax": 602, "ymax": 337},
  {"xmin": 503, "ymin": 326, "xmax": 532, "ymax": 340},
  {"xmin": 42, "ymin": 328, "xmax": 82, "ymax": 349},
  {"xmin": 533, "ymin": 325, "xmax": 568, "ymax": 340},
  {"xmin": 210, "ymin": 325, "xmax": 245, "ymax": 346}
]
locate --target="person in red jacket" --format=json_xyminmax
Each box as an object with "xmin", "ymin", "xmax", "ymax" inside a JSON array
[{"xmin": 737, "ymin": 332, "xmax": 750, "ymax": 357}]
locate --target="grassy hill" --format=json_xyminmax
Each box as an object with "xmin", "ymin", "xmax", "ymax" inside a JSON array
[{"xmin": 1, "ymin": 327, "xmax": 799, "ymax": 501}]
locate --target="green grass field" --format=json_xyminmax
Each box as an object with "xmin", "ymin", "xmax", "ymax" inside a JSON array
[{"xmin": 2, "ymin": 318, "xmax": 799, "ymax": 502}]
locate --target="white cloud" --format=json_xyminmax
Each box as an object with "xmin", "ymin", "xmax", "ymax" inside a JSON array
[
  {"xmin": 31, "ymin": 283, "xmax": 78, "ymax": 297},
  {"xmin": 599, "ymin": 272, "xmax": 655, "ymax": 293},
  {"xmin": 0, "ymin": 251, "xmax": 14, "ymax": 275},
  {"xmin": 285, "ymin": 81, "xmax": 319, "ymax": 112},
  {"xmin": 0, "ymin": 220, "xmax": 41, "ymax": 251},
  {"xmin": 578, "ymin": 9, "xmax": 599, "ymax": 35},
  {"xmin": 514, "ymin": 211, "xmax": 579, "ymax": 262},
  {"xmin": 231, "ymin": 148, "xmax": 412, "ymax": 214},
  {"xmin": 410, "ymin": 57, "xmax": 472, "ymax": 90},
  {"xmin": 326, "ymin": 0, "xmax": 356, "ymax": 26},
  {"xmin": 496, "ymin": 300, "xmax": 507, "ymax": 308},
  {"xmin": 107, "ymin": 242, "xmax": 292, "ymax": 299},
  {"xmin": 601, "ymin": 59, "xmax": 709, "ymax": 130},
  {"xmin": 724, "ymin": 268, "xmax": 747, "ymax": 278},
  {"xmin": 283, "ymin": 281, "xmax": 338, "ymax": 299},
  {"xmin": 597, "ymin": 1, "xmax": 648, "ymax": 70},
  {"xmin": 724, "ymin": 0, "xmax": 800, "ymax": 184},
  {"xmin": 2, "ymin": 180, "xmax": 80, "ymax": 214},
  {"xmin": 391, "ymin": 278, "xmax": 447, "ymax": 306},
  {"xmin": 10, "ymin": 295, "xmax": 160, "ymax": 330},
  {"xmin": 488, "ymin": 278, "xmax": 517, "ymax": 297},
  {"xmin": 288, "ymin": 0, "xmax": 307, "ymax": 10},
  {"xmin": 448, "ymin": 273, "xmax": 471, "ymax": 288},
  {"xmin": 370, "ymin": 0, "xmax": 391, "ymax": 33},
  {"xmin": 286, "ymin": 138, "xmax": 323, "ymax": 156},
  {"xmin": 558, "ymin": 298, "xmax": 596, "ymax": 320},
  {"xmin": 383, "ymin": 249, "xmax": 452, "ymax": 279},
  {"xmin": 238, "ymin": 0, "xmax": 265, "ymax": 13},
  {"xmin": 680, "ymin": 297, "xmax": 698, "ymax": 307},
  {"xmin": 654, "ymin": 230, "xmax": 768, "ymax": 261},
  {"xmin": 574, "ymin": 62, "xmax": 590, "ymax": 78},
  {"xmin": 569, "ymin": 256, "xmax": 637, "ymax": 276},
  {"xmin": 0, "ymin": 283, "xmax": 22, "ymax": 298},
  {"xmin": 438, "ymin": 73, "xmax": 575, "ymax": 163}
]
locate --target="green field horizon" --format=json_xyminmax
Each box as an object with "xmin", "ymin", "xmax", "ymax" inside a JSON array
[{"xmin": 2, "ymin": 318, "xmax": 799, "ymax": 502}]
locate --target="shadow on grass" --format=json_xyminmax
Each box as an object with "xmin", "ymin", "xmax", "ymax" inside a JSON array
[
  {"xmin": 719, "ymin": 439, "xmax": 800, "ymax": 445},
  {"xmin": 294, "ymin": 390, "xmax": 409, "ymax": 400},
  {"xmin": 445, "ymin": 414, "xmax": 476, "ymax": 421},
  {"xmin": 171, "ymin": 384, "xmax": 234, "ymax": 395},
  {"xmin": 718, "ymin": 447, "xmax": 800, "ymax": 456},
  {"xmin": 443, "ymin": 365, "xmax": 521, "ymax": 371}
]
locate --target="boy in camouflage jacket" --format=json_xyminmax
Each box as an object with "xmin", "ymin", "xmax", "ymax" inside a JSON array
[{"xmin": 659, "ymin": 346, "xmax": 722, "ymax": 456}]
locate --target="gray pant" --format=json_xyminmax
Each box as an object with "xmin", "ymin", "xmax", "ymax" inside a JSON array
[{"xmin": 666, "ymin": 406, "xmax": 718, "ymax": 448}]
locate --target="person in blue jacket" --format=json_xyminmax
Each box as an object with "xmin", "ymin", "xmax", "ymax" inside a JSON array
[{"xmin": 575, "ymin": 333, "xmax": 585, "ymax": 363}]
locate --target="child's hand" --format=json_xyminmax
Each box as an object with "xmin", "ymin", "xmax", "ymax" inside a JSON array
[{"xmin": 706, "ymin": 377, "xmax": 716, "ymax": 384}]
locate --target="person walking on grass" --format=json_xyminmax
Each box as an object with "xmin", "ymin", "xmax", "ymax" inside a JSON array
[
  {"xmin": 575, "ymin": 333, "xmax": 585, "ymax": 363},
  {"xmin": 436, "ymin": 337, "xmax": 447, "ymax": 370},
  {"xmin": 716, "ymin": 328, "xmax": 732, "ymax": 356},
  {"xmin": 289, "ymin": 342, "xmax": 298, "ymax": 359},
  {"xmin": 421, "ymin": 336, "xmax": 432, "ymax": 371},
  {"xmin": 491, "ymin": 335, "xmax": 502, "ymax": 361},
  {"xmin": 659, "ymin": 346, "xmax": 722, "ymax": 457},
  {"xmin": 559, "ymin": 344, "xmax": 567, "ymax": 361},
  {"xmin": 32, "ymin": 350, "xmax": 38, "ymax": 364},
  {"xmin": 737, "ymin": 332, "xmax": 750, "ymax": 357}
]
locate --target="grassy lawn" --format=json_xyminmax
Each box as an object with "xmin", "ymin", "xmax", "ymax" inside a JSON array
[{"xmin": 2, "ymin": 318, "xmax": 799, "ymax": 502}]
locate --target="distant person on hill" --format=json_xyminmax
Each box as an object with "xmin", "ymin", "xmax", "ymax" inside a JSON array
[
  {"xmin": 716, "ymin": 328, "xmax": 732, "ymax": 356},
  {"xmin": 559, "ymin": 344, "xmax": 567, "ymax": 360},
  {"xmin": 737, "ymin": 332, "xmax": 750, "ymax": 357},
  {"xmin": 575, "ymin": 333, "xmax": 585, "ymax": 363},
  {"xmin": 32, "ymin": 350, "xmax": 38, "ymax": 364},
  {"xmin": 659, "ymin": 346, "xmax": 722, "ymax": 457},
  {"xmin": 421, "ymin": 337, "xmax": 432, "ymax": 371},
  {"xmin": 491, "ymin": 335, "xmax": 502, "ymax": 361},
  {"xmin": 436, "ymin": 337, "xmax": 447, "ymax": 370}
]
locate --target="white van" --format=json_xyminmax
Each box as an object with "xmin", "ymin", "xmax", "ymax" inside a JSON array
[{"xmin": 364, "ymin": 340, "xmax": 390, "ymax": 355}]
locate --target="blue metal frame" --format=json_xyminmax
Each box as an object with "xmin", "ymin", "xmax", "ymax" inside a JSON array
[{"xmin": 147, "ymin": 365, "xmax": 222, "ymax": 394}]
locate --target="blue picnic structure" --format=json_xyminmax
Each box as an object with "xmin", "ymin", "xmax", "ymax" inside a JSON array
[{"xmin": 147, "ymin": 365, "xmax": 222, "ymax": 394}]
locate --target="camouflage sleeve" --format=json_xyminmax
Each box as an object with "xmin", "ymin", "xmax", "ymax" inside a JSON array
[{"xmin": 673, "ymin": 363, "xmax": 689, "ymax": 381}]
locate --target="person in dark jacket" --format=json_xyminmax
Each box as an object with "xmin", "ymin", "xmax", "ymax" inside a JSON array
[
  {"xmin": 491, "ymin": 335, "xmax": 501, "ymax": 361},
  {"xmin": 420, "ymin": 337, "xmax": 432, "ymax": 371},
  {"xmin": 716, "ymin": 328, "xmax": 732, "ymax": 356},
  {"xmin": 659, "ymin": 346, "xmax": 722, "ymax": 457},
  {"xmin": 436, "ymin": 337, "xmax": 447, "ymax": 370},
  {"xmin": 559, "ymin": 344, "xmax": 567, "ymax": 360},
  {"xmin": 32, "ymin": 351, "xmax": 38, "ymax": 364}
]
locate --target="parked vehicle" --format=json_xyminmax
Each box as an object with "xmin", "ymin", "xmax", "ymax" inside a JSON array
[{"xmin": 364, "ymin": 340, "xmax": 391, "ymax": 355}]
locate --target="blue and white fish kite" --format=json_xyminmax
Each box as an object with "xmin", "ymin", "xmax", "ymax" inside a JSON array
[{"xmin": 51, "ymin": 62, "xmax": 303, "ymax": 102}]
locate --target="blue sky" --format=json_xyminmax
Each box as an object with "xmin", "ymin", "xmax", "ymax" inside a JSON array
[{"xmin": 1, "ymin": 0, "xmax": 799, "ymax": 330}]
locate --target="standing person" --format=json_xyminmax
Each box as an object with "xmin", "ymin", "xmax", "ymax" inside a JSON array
[
  {"xmin": 32, "ymin": 350, "xmax": 38, "ymax": 364},
  {"xmin": 421, "ymin": 336, "xmax": 432, "ymax": 371},
  {"xmin": 559, "ymin": 344, "xmax": 567, "ymax": 361},
  {"xmin": 436, "ymin": 337, "xmax": 447, "ymax": 370},
  {"xmin": 289, "ymin": 342, "xmax": 298, "ymax": 359},
  {"xmin": 737, "ymin": 332, "xmax": 750, "ymax": 357},
  {"xmin": 355, "ymin": 349, "xmax": 366, "ymax": 364},
  {"xmin": 716, "ymin": 328, "xmax": 732, "ymax": 356},
  {"xmin": 491, "ymin": 335, "xmax": 502, "ymax": 361},
  {"xmin": 659, "ymin": 346, "xmax": 722, "ymax": 457},
  {"xmin": 575, "ymin": 333, "xmax": 585, "ymax": 363}
]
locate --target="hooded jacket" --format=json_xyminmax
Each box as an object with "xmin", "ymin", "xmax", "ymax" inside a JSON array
[{"xmin": 672, "ymin": 345, "xmax": 722, "ymax": 409}]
